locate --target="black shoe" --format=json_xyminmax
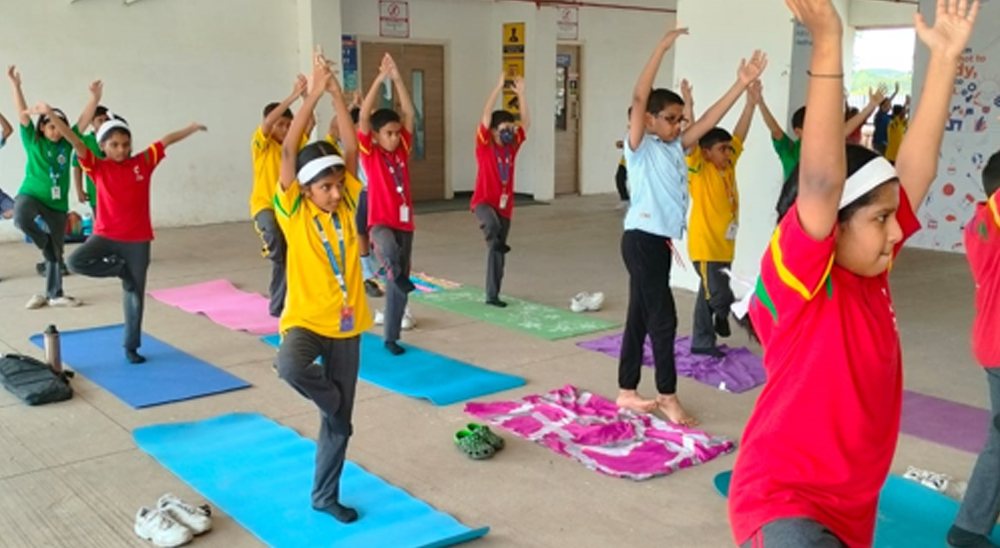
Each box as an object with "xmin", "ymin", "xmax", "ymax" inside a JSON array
[
  {"xmin": 486, "ymin": 299, "xmax": 508, "ymax": 308},
  {"xmin": 364, "ymin": 279, "xmax": 384, "ymax": 298},
  {"xmin": 385, "ymin": 341, "xmax": 406, "ymax": 356},
  {"xmin": 126, "ymin": 350, "xmax": 146, "ymax": 364},
  {"xmin": 691, "ymin": 346, "xmax": 725, "ymax": 359},
  {"xmin": 947, "ymin": 525, "xmax": 1000, "ymax": 548},
  {"xmin": 314, "ymin": 502, "xmax": 359, "ymax": 524},
  {"xmin": 395, "ymin": 276, "xmax": 416, "ymax": 294},
  {"xmin": 714, "ymin": 315, "xmax": 732, "ymax": 338}
]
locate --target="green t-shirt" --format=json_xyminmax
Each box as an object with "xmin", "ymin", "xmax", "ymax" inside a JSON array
[
  {"xmin": 72, "ymin": 133, "xmax": 103, "ymax": 209},
  {"xmin": 772, "ymin": 134, "xmax": 801, "ymax": 182},
  {"xmin": 19, "ymin": 122, "xmax": 81, "ymax": 212}
]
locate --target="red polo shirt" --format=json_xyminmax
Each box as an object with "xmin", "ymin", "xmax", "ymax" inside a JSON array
[
  {"xmin": 729, "ymin": 186, "xmax": 920, "ymax": 548},
  {"xmin": 358, "ymin": 127, "xmax": 415, "ymax": 232},
  {"xmin": 965, "ymin": 193, "xmax": 1000, "ymax": 367},
  {"xmin": 79, "ymin": 142, "xmax": 165, "ymax": 242},
  {"xmin": 471, "ymin": 124, "xmax": 526, "ymax": 219}
]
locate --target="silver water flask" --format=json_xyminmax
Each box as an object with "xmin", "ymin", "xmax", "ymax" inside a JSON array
[{"xmin": 43, "ymin": 325, "xmax": 62, "ymax": 373}]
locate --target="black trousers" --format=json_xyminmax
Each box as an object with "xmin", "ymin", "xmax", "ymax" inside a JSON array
[
  {"xmin": 692, "ymin": 261, "xmax": 734, "ymax": 350},
  {"xmin": 618, "ymin": 229, "xmax": 678, "ymax": 395},
  {"xmin": 615, "ymin": 164, "xmax": 629, "ymax": 201},
  {"xmin": 254, "ymin": 209, "xmax": 287, "ymax": 318},
  {"xmin": 474, "ymin": 204, "xmax": 511, "ymax": 302},
  {"xmin": 14, "ymin": 194, "xmax": 67, "ymax": 299},
  {"xmin": 370, "ymin": 225, "xmax": 414, "ymax": 343}
]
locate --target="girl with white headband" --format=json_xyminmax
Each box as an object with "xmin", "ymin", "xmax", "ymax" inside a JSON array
[
  {"xmin": 727, "ymin": 1, "xmax": 979, "ymax": 547},
  {"xmin": 33, "ymin": 103, "xmax": 206, "ymax": 364},
  {"xmin": 273, "ymin": 50, "xmax": 371, "ymax": 524}
]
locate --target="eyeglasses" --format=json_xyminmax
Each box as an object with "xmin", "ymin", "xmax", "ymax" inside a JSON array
[{"xmin": 655, "ymin": 114, "xmax": 689, "ymax": 126}]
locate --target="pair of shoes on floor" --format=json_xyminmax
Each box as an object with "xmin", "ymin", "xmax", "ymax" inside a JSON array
[
  {"xmin": 373, "ymin": 308, "xmax": 416, "ymax": 331},
  {"xmin": 454, "ymin": 423, "xmax": 505, "ymax": 460},
  {"xmin": 36, "ymin": 261, "xmax": 70, "ymax": 277},
  {"xmin": 903, "ymin": 465, "xmax": 967, "ymax": 500},
  {"xmin": 134, "ymin": 493, "xmax": 212, "ymax": 547},
  {"xmin": 25, "ymin": 294, "xmax": 81, "ymax": 310},
  {"xmin": 570, "ymin": 292, "xmax": 604, "ymax": 313}
]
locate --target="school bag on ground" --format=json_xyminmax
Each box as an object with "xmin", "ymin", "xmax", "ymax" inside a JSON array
[{"xmin": 0, "ymin": 353, "xmax": 74, "ymax": 405}]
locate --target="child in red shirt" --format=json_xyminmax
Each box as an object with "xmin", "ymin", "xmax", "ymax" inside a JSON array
[
  {"xmin": 471, "ymin": 73, "xmax": 529, "ymax": 307},
  {"xmin": 40, "ymin": 104, "xmax": 206, "ymax": 364},
  {"xmin": 948, "ymin": 150, "xmax": 1000, "ymax": 548},
  {"xmin": 728, "ymin": 1, "xmax": 979, "ymax": 547},
  {"xmin": 358, "ymin": 53, "xmax": 417, "ymax": 356}
]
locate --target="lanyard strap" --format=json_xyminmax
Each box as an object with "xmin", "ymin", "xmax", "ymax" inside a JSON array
[
  {"xmin": 380, "ymin": 154, "xmax": 406, "ymax": 196},
  {"xmin": 48, "ymin": 142, "xmax": 66, "ymax": 185},
  {"xmin": 493, "ymin": 146, "xmax": 512, "ymax": 187},
  {"xmin": 723, "ymin": 173, "xmax": 738, "ymax": 220},
  {"xmin": 312, "ymin": 214, "xmax": 349, "ymax": 300}
]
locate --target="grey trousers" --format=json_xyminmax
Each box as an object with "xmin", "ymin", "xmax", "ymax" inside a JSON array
[
  {"xmin": 370, "ymin": 225, "xmax": 414, "ymax": 344},
  {"xmin": 67, "ymin": 236, "xmax": 150, "ymax": 351},
  {"xmin": 474, "ymin": 204, "xmax": 511, "ymax": 302},
  {"xmin": 254, "ymin": 209, "xmax": 286, "ymax": 318},
  {"xmin": 740, "ymin": 518, "xmax": 848, "ymax": 548},
  {"xmin": 692, "ymin": 261, "xmax": 734, "ymax": 350},
  {"xmin": 14, "ymin": 194, "xmax": 67, "ymax": 299},
  {"xmin": 953, "ymin": 368, "xmax": 1000, "ymax": 537},
  {"xmin": 276, "ymin": 328, "xmax": 360, "ymax": 509}
]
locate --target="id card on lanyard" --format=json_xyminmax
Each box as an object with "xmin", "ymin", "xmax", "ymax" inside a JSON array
[
  {"xmin": 495, "ymin": 146, "xmax": 512, "ymax": 210},
  {"xmin": 723, "ymin": 173, "xmax": 738, "ymax": 241},
  {"xmin": 313, "ymin": 214, "xmax": 354, "ymax": 332},
  {"xmin": 49, "ymin": 142, "xmax": 66, "ymax": 202},
  {"xmin": 382, "ymin": 155, "xmax": 409, "ymax": 223}
]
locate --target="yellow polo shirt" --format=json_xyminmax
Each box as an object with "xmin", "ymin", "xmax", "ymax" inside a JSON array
[
  {"xmin": 274, "ymin": 173, "xmax": 372, "ymax": 339},
  {"xmin": 249, "ymin": 126, "xmax": 308, "ymax": 217},
  {"xmin": 687, "ymin": 135, "xmax": 743, "ymax": 263},
  {"xmin": 885, "ymin": 118, "xmax": 907, "ymax": 162}
]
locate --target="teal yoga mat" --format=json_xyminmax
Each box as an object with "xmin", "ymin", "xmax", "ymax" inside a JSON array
[
  {"xmin": 135, "ymin": 413, "xmax": 489, "ymax": 548},
  {"xmin": 714, "ymin": 471, "xmax": 1000, "ymax": 547},
  {"xmin": 261, "ymin": 333, "xmax": 525, "ymax": 406}
]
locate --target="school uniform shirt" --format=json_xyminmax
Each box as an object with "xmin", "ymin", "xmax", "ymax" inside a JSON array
[
  {"xmin": 772, "ymin": 134, "xmax": 801, "ymax": 182},
  {"xmin": 358, "ymin": 127, "xmax": 415, "ymax": 232},
  {"xmin": 274, "ymin": 173, "xmax": 372, "ymax": 339},
  {"xmin": 885, "ymin": 118, "xmax": 907, "ymax": 162},
  {"xmin": 873, "ymin": 110, "xmax": 892, "ymax": 147},
  {"xmin": 623, "ymin": 133, "xmax": 688, "ymax": 239},
  {"xmin": 471, "ymin": 124, "xmax": 526, "ymax": 219},
  {"xmin": 323, "ymin": 136, "xmax": 369, "ymax": 188},
  {"xmin": 249, "ymin": 126, "xmax": 307, "ymax": 218},
  {"xmin": 729, "ymin": 188, "xmax": 921, "ymax": 548},
  {"xmin": 687, "ymin": 135, "xmax": 744, "ymax": 263},
  {"xmin": 18, "ymin": 122, "xmax": 81, "ymax": 213},
  {"xmin": 78, "ymin": 142, "xmax": 165, "ymax": 242},
  {"xmin": 72, "ymin": 133, "xmax": 103, "ymax": 208},
  {"xmin": 965, "ymin": 193, "xmax": 1000, "ymax": 367}
]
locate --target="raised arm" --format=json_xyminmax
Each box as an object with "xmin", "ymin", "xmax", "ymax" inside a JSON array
[
  {"xmin": 681, "ymin": 50, "xmax": 767, "ymax": 150},
  {"xmin": 734, "ymin": 80, "xmax": 760, "ymax": 142},
  {"xmin": 7, "ymin": 66, "xmax": 29, "ymax": 126},
  {"xmin": 77, "ymin": 81, "xmax": 103, "ymax": 130},
  {"xmin": 263, "ymin": 75, "xmax": 306, "ymax": 138},
  {"xmin": 358, "ymin": 55, "xmax": 391, "ymax": 136},
  {"xmin": 281, "ymin": 51, "xmax": 331, "ymax": 191},
  {"xmin": 897, "ymin": 0, "xmax": 979, "ymax": 212},
  {"xmin": 0, "ymin": 109, "xmax": 11, "ymax": 143},
  {"xmin": 325, "ymin": 56, "xmax": 358, "ymax": 177},
  {"xmin": 843, "ymin": 84, "xmax": 886, "ymax": 138},
  {"xmin": 756, "ymin": 92, "xmax": 787, "ymax": 141},
  {"xmin": 327, "ymin": 111, "xmax": 340, "ymax": 143},
  {"xmin": 387, "ymin": 55, "xmax": 416, "ymax": 134},
  {"xmin": 482, "ymin": 72, "xmax": 506, "ymax": 128},
  {"xmin": 161, "ymin": 123, "xmax": 207, "ymax": 148},
  {"xmin": 513, "ymin": 76, "xmax": 529, "ymax": 133},
  {"xmin": 630, "ymin": 26, "xmax": 689, "ymax": 151},
  {"xmin": 786, "ymin": 0, "xmax": 847, "ymax": 240},
  {"xmin": 27, "ymin": 103, "xmax": 88, "ymax": 158},
  {"xmin": 680, "ymin": 79, "xmax": 696, "ymax": 127}
]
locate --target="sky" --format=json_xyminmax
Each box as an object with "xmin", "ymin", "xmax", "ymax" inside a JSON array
[{"xmin": 853, "ymin": 27, "xmax": 916, "ymax": 72}]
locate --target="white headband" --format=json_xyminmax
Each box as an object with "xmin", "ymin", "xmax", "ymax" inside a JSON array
[
  {"xmin": 96, "ymin": 119, "xmax": 129, "ymax": 143},
  {"xmin": 840, "ymin": 157, "xmax": 897, "ymax": 210},
  {"xmin": 297, "ymin": 155, "xmax": 345, "ymax": 185}
]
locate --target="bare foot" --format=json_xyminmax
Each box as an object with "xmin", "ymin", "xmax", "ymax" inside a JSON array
[
  {"xmin": 656, "ymin": 394, "xmax": 698, "ymax": 427},
  {"xmin": 616, "ymin": 390, "xmax": 657, "ymax": 414}
]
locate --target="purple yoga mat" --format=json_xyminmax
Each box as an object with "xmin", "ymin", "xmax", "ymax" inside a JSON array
[
  {"xmin": 577, "ymin": 333, "xmax": 766, "ymax": 394},
  {"xmin": 900, "ymin": 390, "xmax": 991, "ymax": 454}
]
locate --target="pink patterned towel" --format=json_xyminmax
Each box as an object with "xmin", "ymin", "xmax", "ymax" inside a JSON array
[{"xmin": 464, "ymin": 384, "xmax": 735, "ymax": 481}]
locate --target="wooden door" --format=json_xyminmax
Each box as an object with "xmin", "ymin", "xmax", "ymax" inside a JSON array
[
  {"xmin": 360, "ymin": 42, "xmax": 446, "ymax": 201},
  {"xmin": 554, "ymin": 45, "xmax": 581, "ymax": 196}
]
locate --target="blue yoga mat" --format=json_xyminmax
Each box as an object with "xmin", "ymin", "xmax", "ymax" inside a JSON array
[
  {"xmin": 134, "ymin": 413, "xmax": 489, "ymax": 548},
  {"xmin": 29, "ymin": 325, "xmax": 250, "ymax": 409},
  {"xmin": 714, "ymin": 471, "xmax": 1000, "ymax": 547},
  {"xmin": 261, "ymin": 333, "xmax": 525, "ymax": 406}
]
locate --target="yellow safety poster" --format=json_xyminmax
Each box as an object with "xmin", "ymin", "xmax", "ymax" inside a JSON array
[{"xmin": 502, "ymin": 22, "xmax": 525, "ymax": 115}]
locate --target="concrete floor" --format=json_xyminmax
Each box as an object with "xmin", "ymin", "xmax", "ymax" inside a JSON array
[{"xmin": 0, "ymin": 194, "xmax": 986, "ymax": 548}]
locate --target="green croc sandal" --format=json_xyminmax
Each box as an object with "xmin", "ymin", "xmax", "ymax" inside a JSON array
[
  {"xmin": 468, "ymin": 423, "xmax": 505, "ymax": 451},
  {"xmin": 454, "ymin": 430, "xmax": 495, "ymax": 460}
]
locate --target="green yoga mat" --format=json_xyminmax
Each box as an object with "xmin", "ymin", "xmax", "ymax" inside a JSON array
[{"xmin": 413, "ymin": 287, "xmax": 619, "ymax": 341}]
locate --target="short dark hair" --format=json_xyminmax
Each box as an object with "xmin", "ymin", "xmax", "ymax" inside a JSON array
[
  {"xmin": 646, "ymin": 89, "xmax": 684, "ymax": 115},
  {"xmin": 791, "ymin": 107, "xmax": 807, "ymax": 130},
  {"xmin": 699, "ymin": 127, "xmax": 733, "ymax": 151},
  {"xmin": 891, "ymin": 105, "xmax": 905, "ymax": 117},
  {"xmin": 983, "ymin": 150, "xmax": 1000, "ymax": 198},
  {"xmin": 349, "ymin": 107, "xmax": 361, "ymax": 126},
  {"xmin": 35, "ymin": 108, "xmax": 69, "ymax": 140},
  {"xmin": 489, "ymin": 110, "xmax": 516, "ymax": 130},
  {"xmin": 94, "ymin": 105, "xmax": 109, "ymax": 118},
  {"xmin": 371, "ymin": 108, "xmax": 402, "ymax": 133},
  {"xmin": 295, "ymin": 140, "xmax": 346, "ymax": 186},
  {"xmin": 263, "ymin": 102, "xmax": 293, "ymax": 120}
]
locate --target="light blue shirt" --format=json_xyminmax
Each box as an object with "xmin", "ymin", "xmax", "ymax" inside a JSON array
[{"xmin": 623, "ymin": 133, "xmax": 689, "ymax": 239}]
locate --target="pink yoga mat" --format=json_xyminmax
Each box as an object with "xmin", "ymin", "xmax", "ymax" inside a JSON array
[
  {"xmin": 148, "ymin": 279, "xmax": 280, "ymax": 336},
  {"xmin": 465, "ymin": 384, "xmax": 735, "ymax": 481}
]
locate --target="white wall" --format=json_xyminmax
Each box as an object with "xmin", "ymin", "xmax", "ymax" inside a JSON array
[
  {"xmin": 849, "ymin": 0, "xmax": 917, "ymax": 28},
  {"xmin": 0, "ymin": 0, "xmax": 298, "ymax": 242}
]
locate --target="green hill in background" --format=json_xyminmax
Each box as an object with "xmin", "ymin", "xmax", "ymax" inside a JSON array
[{"xmin": 850, "ymin": 69, "xmax": 912, "ymax": 98}]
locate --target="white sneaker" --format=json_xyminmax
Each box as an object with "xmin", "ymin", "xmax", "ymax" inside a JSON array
[
  {"xmin": 374, "ymin": 309, "xmax": 384, "ymax": 325},
  {"xmin": 48, "ymin": 296, "xmax": 81, "ymax": 308},
  {"xmin": 25, "ymin": 294, "xmax": 48, "ymax": 310},
  {"xmin": 134, "ymin": 507, "xmax": 193, "ymax": 548},
  {"xmin": 402, "ymin": 308, "xmax": 416, "ymax": 331},
  {"xmin": 570, "ymin": 292, "xmax": 605, "ymax": 313},
  {"xmin": 157, "ymin": 493, "xmax": 212, "ymax": 535}
]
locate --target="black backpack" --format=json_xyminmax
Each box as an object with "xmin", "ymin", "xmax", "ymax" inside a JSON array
[{"xmin": 0, "ymin": 354, "xmax": 74, "ymax": 405}]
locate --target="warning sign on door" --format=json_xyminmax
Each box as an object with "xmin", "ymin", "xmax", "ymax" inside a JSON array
[
  {"xmin": 556, "ymin": 7, "xmax": 578, "ymax": 41},
  {"xmin": 379, "ymin": 0, "xmax": 410, "ymax": 38}
]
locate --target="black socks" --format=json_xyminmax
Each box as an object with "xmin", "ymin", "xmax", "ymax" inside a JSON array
[
  {"xmin": 486, "ymin": 299, "xmax": 508, "ymax": 308},
  {"xmin": 947, "ymin": 526, "xmax": 1000, "ymax": 548},
  {"xmin": 314, "ymin": 502, "xmax": 358, "ymax": 524},
  {"xmin": 691, "ymin": 346, "xmax": 725, "ymax": 359},
  {"xmin": 126, "ymin": 350, "xmax": 146, "ymax": 364},
  {"xmin": 385, "ymin": 341, "xmax": 405, "ymax": 356}
]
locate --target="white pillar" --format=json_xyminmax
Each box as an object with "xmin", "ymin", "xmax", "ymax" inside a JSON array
[{"xmin": 297, "ymin": 0, "xmax": 343, "ymax": 137}]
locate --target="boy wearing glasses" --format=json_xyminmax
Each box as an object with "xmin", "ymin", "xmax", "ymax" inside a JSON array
[
  {"xmin": 685, "ymin": 81, "xmax": 760, "ymax": 357},
  {"xmin": 616, "ymin": 24, "xmax": 766, "ymax": 427}
]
